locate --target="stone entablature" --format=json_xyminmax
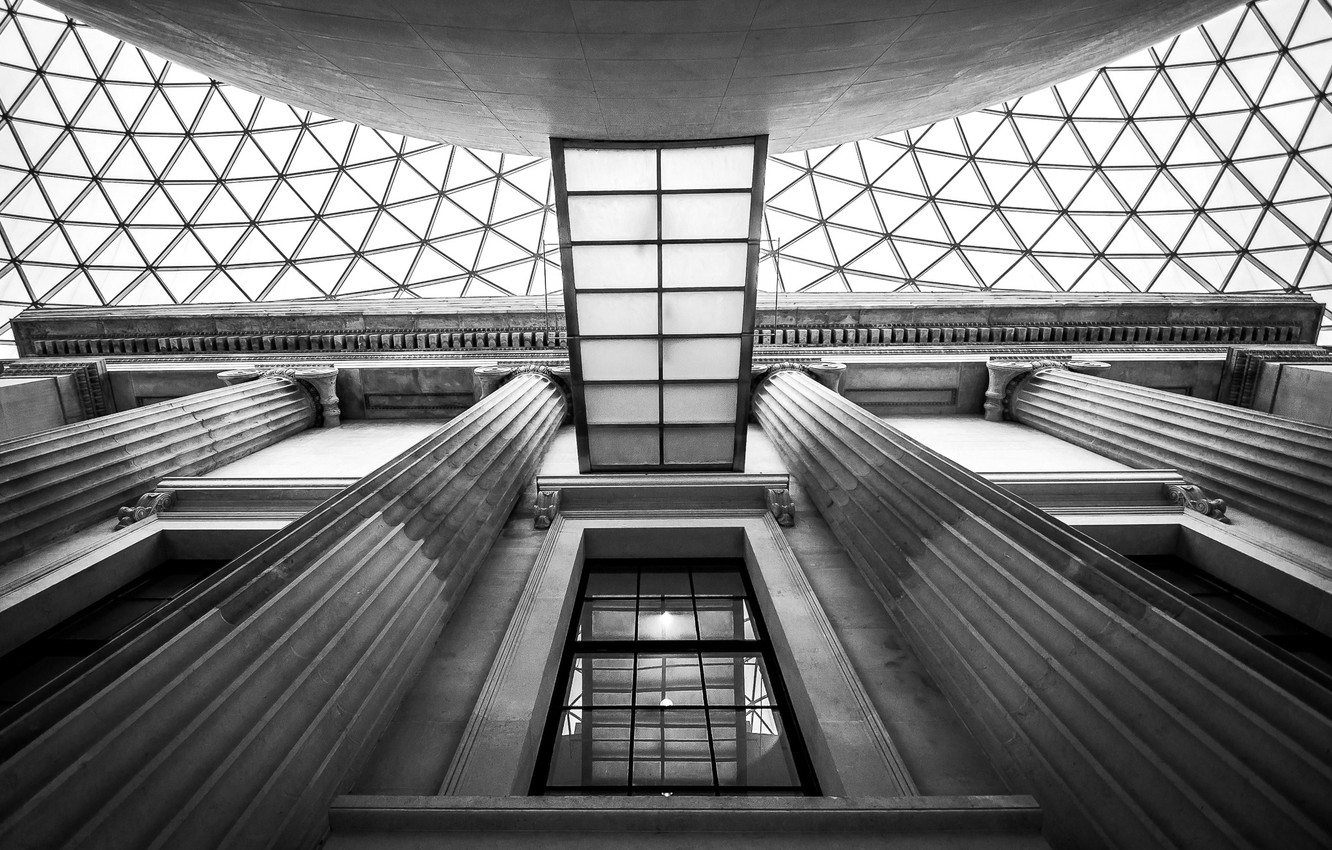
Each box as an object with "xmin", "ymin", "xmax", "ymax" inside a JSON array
[{"xmin": 12, "ymin": 293, "xmax": 1321, "ymax": 358}]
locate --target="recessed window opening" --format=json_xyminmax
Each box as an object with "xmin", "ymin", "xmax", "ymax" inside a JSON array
[
  {"xmin": 532, "ymin": 558, "xmax": 819, "ymax": 796},
  {"xmin": 0, "ymin": 558, "xmax": 229, "ymax": 713}
]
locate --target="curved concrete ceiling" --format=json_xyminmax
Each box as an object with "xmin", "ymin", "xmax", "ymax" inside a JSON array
[{"xmin": 45, "ymin": 0, "xmax": 1238, "ymax": 155}]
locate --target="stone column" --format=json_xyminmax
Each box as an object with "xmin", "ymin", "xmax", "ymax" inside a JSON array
[
  {"xmin": 0, "ymin": 370, "xmax": 567, "ymax": 850},
  {"xmin": 998, "ymin": 363, "xmax": 1332, "ymax": 546},
  {"xmin": 753, "ymin": 367, "xmax": 1332, "ymax": 850},
  {"xmin": 0, "ymin": 376, "xmax": 315, "ymax": 563}
]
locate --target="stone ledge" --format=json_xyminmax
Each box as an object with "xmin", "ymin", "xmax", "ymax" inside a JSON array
[{"xmin": 327, "ymin": 794, "xmax": 1045, "ymax": 837}]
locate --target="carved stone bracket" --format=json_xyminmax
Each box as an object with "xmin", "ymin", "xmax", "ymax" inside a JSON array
[
  {"xmin": 116, "ymin": 491, "xmax": 175, "ymax": 528},
  {"xmin": 766, "ymin": 488, "xmax": 796, "ymax": 527},
  {"xmin": 533, "ymin": 489, "xmax": 560, "ymax": 529},
  {"xmin": 984, "ymin": 358, "xmax": 1111, "ymax": 422},
  {"xmin": 1163, "ymin": 482, "xmax": 1230, "ymax": 522},
  {"xmin": 218, "ymin": 365, "xmax": 341, "ymax": 427}
]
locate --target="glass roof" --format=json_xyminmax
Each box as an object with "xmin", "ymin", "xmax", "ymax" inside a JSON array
[{"xmin": 0, "ymin": 0, "xmax": 1330, "ymax": 357}]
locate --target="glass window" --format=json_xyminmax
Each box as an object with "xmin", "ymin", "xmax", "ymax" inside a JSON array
[{"xmin": 534, "ymin": 559, "xmax": 818, "ymax": 795}]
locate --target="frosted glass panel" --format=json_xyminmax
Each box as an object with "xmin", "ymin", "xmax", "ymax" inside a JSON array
[
  {"xmin": 663, "ymin": 426, "xmax": 735, "ymax": 465},
  {"xmin": 589, "ymin": 427, "xmax": 661, "ymax": 466},
  {"xmin": 662, "ymin": 291, "xmax": 744, "ymax": 334},
  {"xmin": 662, "ymin": 338, "xmax": 740, "ymax": 379},
  {"xmin": 576, "ymin": 292, "xmax": 658, "ymax": 336},
  {"xmin": 568, "ymin": 195, "xmax": 657, "ymax": 241},
  {"xmin": 580, "ymin": 339, "xmax": 659, "ymax": 380},
  {"xmin": 663, "ymin": 383, "xmax": 737, "ymax": 424},
  {"xmin": 661, "ymin": 194, "xmax": 750, "ymax": 240},
  {"xmin": 662, "ymin": 243, "xmax": 747, "ymax": 288},
  {"xmin": 661, "ymin": 145, "xmax": 754, "ymax": 190},
  {"xmin": 564, "ymin": 148, "xmax": 657, "ymax": 191},
  {"xmin": 585, "ymin": 384, "xmax": 660, "ymax": 424},
  {"xmin": 573, "ymin": 244, "xmax": 659, "ymax": 289}
]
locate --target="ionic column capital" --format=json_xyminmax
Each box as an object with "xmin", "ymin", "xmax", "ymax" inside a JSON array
[
  {"xmin": 218, "ymin": 364, "xmax": 341, "ymax": 427},
  {"xmin": 473, "ymin": 363, "xmax": 572, "ymax": 422},
  {"xmin": 753, "ymin": 360, "xmax": 847, "ymax": 394},
  {"xmin": 983, "ymin": 357, "xmax": 1110, "ymax": 421}
]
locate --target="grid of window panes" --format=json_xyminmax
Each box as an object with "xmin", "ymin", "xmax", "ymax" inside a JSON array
[
  {"xmin": 2, "ymin": 0, "xmax": 1331, "ymax": 357},
  {"xmin": 553, "ymin": 139, "xmax": 761, "ymax": 472},
  {"xmin": 534, "ymin": 560, "xmax": 817, "ymax": 795}
]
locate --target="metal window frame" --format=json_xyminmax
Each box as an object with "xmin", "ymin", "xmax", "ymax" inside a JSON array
[{"xmin": 531, "ymin": 556, "xmax": 820, "ymax": 796}]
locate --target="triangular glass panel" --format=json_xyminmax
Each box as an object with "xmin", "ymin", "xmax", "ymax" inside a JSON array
[
  {"xmin": 1275, "ymin": 197, "xmax": 1329, "ymax": 239},
  {"xmin": 1166, "ymin": 28, "xmax": 1217, "ymax": 65},
  {"xmin": 993, "ymin": 254, "xmax": 1054, "ymax": 290},
  {"xmin": 1148, "ymin": 259, "xmax": 1209, "ymax": 292},
  {"xmin": 1103, "ymin": 257, "xmax": 1163, "ymax": 289},
  {"xmin": 1178, "ymin": 216, "xmax": 1234, "ymax": 253},
  {"xmin": 1205, "ymin": 207, "xmax": 1261, "ymax": 245},
  {"xmin": 959, "ymin": 248, "xmax": 1018, "ymax": 286},
  {"xmin": 1137, "ymin": 211, "xmax": 1193, "ymax": 250},
  {"xmin": 976, "ymin": 119, "xmax": 1029, "ymax": 161},
  {"xmin": 1250, "ymin": 208, "xmax": 1305, "ymax": 249},
  {"xmin": 1196, "ymin": 70, "xmax": 1249, "ymax": 113},
  {"xmin": 1012, "ymin": 116, "xmax": 1063, "ymax": 160},
  {"xmin": 892, "ymin": 239, "xmax": 949, "ymax": 277},
  {"xmin": 1016, "ymin": 87, "xmax": 1064, "ymax": 118},
  {"xmin": 1002, "ymin": 209, "xmax": 1059, "ymax": 246},
  {"xmin": 1039, "ymin": 124, "xmax": 1092, "ymax": 166},
  {"xmin": 916, "ymin": 120, "xmax": 967, "ymax": 155},
  {"xmin": 1163, "ymin": 64, "xmax": 1216, "ymax": 111},
  {"xmin": 1252, "ymin": 246, "xmax": 1309, "ymax": 282},
  {"xmin": 1137, "ymin": 118, "xmax": 1187, "ymax": 159},
  {"xmin": 917, "ymin": 249, "xmax": 978, "ymax": 286},
  {"xmin": 1133, "ymin": 74, "xmax": 1183, "ymax": 119},
  {"xmin": 961, "ymin": 212, "xmax": 1021, "ymax": 250},
  {"xmin": 783, "ymin": 229, "xmax": 837, "ymax": 269},
  {"xmin": 810, "ymin": 173, "xmax": 864, "ymax": 215},
  {"xmin": 1102, "ymin": 128, "xmax": 1156, "ymax": 167},
  {"xmin": 1071, "ymin": 120, "xmax": 1121, "ymax": 163},
  {"xmin": 258, "ymin": 219, "xmax": 311, "ymax": 256},
  {"xmin": 1233, "ymin": 156, "xmax": 1286, "ymax": 197},
  {"xmin": 1290, "ymin": 43, "xmax": 1332, "ymax": 91},
  {"xmin": 1069, "ymin": 173, "xmax": 1124, "ymax": 212},
  {"xmin": 1233, "ymin": 115, "xmax": 1287, "ymax": 158},
  {"xmin": 1260, "ymin": 56, "xmax": 1314, "ymax": 107},
  {"xmin": 875, "ymin": 154, "xmax": 927, "ymax": 196},
  {"xmin": 1033, "ymin": 215, "xmax": 1091, "ymax": 252},
  {"xmin": 1226, "ymin": 9, "xmax": 1277, "ymax": 59},
  {"xmin": 893, "ymin": 204, "xmax": 949, "ymax": 242}
]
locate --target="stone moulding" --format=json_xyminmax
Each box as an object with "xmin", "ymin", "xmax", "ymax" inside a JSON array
[
  {"xmin": 1222, "ymin": 347, "xmax": 1332, "ymax": 408},
  {"xmin": 17, "ymin": 321, "xmax": 1306, "ymax": 358},
  {"xmin": 0, "ymin": 359, "xmax": 112, "ymax": 419}
]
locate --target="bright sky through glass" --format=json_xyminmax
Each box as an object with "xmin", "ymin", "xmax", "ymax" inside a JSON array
[{"xmin": 0, "ymin": 0, "xmax": 1330, "ymax": 357}]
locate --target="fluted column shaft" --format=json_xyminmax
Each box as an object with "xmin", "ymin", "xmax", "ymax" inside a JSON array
[
  {"xmin": 0, "ymin": 372, "xmax": 566, "ymax": 850},
  {"xmin": 1009, "ymin": 368, "xmax": 1332, "ymax": 546},
  {"xmin": 754, "ymin": 369, "xmax": 1332, "ymax": 850},
  {"xmin": 0, "ymin": 377, "xmax": 315, "ymax": 563}
]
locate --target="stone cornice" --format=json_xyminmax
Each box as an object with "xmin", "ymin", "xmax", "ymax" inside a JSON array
[{"xmin": 12, "ymin": 292, "xmax": 1319, "ymax": 357}]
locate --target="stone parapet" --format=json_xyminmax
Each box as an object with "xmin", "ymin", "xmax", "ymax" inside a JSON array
[
  {"xmin": 0, "ymin": 371, "xmax": 567, "ymax": 850},
  {"xmin": 1008, "ymin": 368, "xmax": 1332, "ymax": 547},
  {"xmin": 0, "ymin": 377, "xmax": 314, "ymax": 563},
  {"xmin": 753, "ymin": 368, "xmax": 1332, "ymax": 850}
]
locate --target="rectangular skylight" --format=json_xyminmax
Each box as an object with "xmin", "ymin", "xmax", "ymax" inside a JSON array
[{"xmin": 552, "ymin": 137, "xmax": 767, "ymax": 473}]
